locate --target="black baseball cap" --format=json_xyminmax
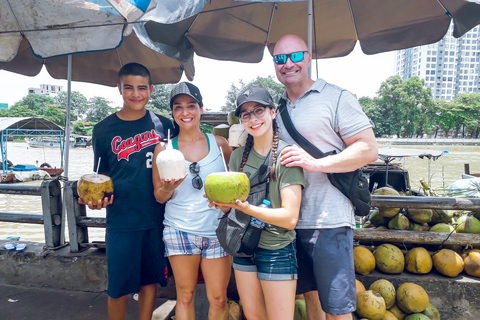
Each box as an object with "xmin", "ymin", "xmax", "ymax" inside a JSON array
[
  {"xmin": 170, "ymin": 82, "xmax": 203, "ymax": 108},
  {"xmin": 235, "ymin": 87, "xmax": 274, "ymax": 117}
]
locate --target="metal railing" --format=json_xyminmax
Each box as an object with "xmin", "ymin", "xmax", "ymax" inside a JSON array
[
  {"xmin": 0, "ymin": 180, "xmax": 62, "ymax": 248},
  {"xmin": 2, "ymin": 180, "xmax": 480, "ymax": 252}
]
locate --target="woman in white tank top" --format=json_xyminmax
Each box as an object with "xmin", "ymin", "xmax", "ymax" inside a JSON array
[{"xmin": 152, "ymin": 82, "xmax": 232, "ymax": 319}]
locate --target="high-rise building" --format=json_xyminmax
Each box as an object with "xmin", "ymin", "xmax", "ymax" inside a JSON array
[{"xmin": 394, "ymin": 23, "xmax": 480, "ymax": 101}]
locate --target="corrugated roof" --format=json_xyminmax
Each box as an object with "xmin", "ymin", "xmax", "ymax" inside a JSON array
[{"xmin": 0, "ymin": 117, "xmax": 63, "ymax": 136}]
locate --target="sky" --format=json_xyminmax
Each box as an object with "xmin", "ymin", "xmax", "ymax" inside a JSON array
[{"xmin": 0, "ymin": 45, "xmax": 395, "ymax": 111}]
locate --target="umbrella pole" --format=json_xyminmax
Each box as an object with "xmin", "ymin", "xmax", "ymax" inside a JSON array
[
  {"xmin": 308, "ymin": 0, "xmax": 312, "ymax": 77},
  {"xmin": 60, "ymin": 54, "xmax": 73, "ymax": 245}
]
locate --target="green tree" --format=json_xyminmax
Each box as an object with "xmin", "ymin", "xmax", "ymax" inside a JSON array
[
  {"xmin": 455, "ymin": 93, "xmax": 480, "ymax": 138},
  {"xmin": 4, "ymin": 104, "xmax": 37, "ymax": 117},
  {"xmin": 73, "ymin": 122, "xmax": 88, "ymax": 135},
  {"xmin": 401, "ymin": 77, "xmax": 435, "ymax": 138},
  {"xmin": 373, "ymin": 76, "xmax": 405, "ymax": 137},
  {"xmin": 43, "ymin": 104, "xmax": 66, "ymax": 126},
  {"xmin": 146, "ymin": 84, "xmax": 174, "ymax": 117},
  {"xmin": 14, "ymin": 94, "xmax": 56, "ymax": 115},
  {"xmin": 86, "ymin": 97, "xmax": 115, "ymax": 122},
  {"xmin": 55, "ymin": 91, "xmax": 89, "ymax": 119},
  {"xmin": 221, "ymin": 76, "xmax": 284, "ymax": 112}
]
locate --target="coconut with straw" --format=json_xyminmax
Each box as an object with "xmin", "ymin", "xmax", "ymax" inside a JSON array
[
  {"xmin": 205, "ymin": 146, "xmax": 250, "ymax": 203},
  {"xmin": 77, "ymin": 157, "xmax": 114, "ymax": 204},
  {"xmin": 155, "ymin": 129, "xmax": 186, "ymax": 181}
]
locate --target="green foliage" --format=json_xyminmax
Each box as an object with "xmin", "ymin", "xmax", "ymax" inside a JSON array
[
  {"xmin": 146, "ymin": 84, "xmax": 174, "ymax": 118},
  {"xmin": 221, "ymin": 76, "xmax": 284, "ymax": 112},
  {"xmin": 12, "ymin": 94, "xmax": 56, "ymax": 115},
  {"xmin": 73, "ymin": 122, "xmax": 88, "ymax": 135},
  {"xmin": 86, "ymin": 97, "xmax": 116, "ymax": 122},
  {"xmin": 55, "ymin": 91, "xmax": 89, "ymax": 117},
  {"xmin": 43, "ymin": 104, "xmax": 66, "ymax": 126}
]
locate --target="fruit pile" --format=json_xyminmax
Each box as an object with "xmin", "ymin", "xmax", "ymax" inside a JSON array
[
  {"xmin": 354, "ymin": 243, "xmax": 480, "ymax": 278},
  {"xmin": 368, "ymin": 187, "xmax": 480, "ymax": 233},
  {"xmin": 354, "ymin": 278, "xmax": 439, "ymax": 320}
]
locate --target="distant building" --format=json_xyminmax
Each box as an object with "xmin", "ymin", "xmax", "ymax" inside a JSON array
[
  {"xmin": 28, "ymin": 84, "xmax": 63, "ymax": 98},
  {"xmin": 394, "ymin": 23, "xmax": 480, "ymax": 100}
]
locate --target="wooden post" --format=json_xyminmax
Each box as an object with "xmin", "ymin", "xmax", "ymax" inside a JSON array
[
  {"xmin": 64, "ymin": 180, "xmax": 89, "ymax": 252},
  {"xmin": 465, "ymin": 163, "xmax": 470, "ymax": 174},
  {"xmin": 41, "ymin": 179, "xmax": 62, "ymax": 248}
]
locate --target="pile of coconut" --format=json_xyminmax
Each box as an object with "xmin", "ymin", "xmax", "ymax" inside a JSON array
[
  {"xmin": 367, "ymin": 186, "xmax": 480, "ymax": 234},
  {"xmin": 354, "ymin": 278, "xmax": 438, "ymax": 320}
]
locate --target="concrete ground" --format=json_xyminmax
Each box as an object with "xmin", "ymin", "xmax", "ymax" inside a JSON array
[{"xmin": 0, "ymin": 283, "xmax": 170, "ymax": 320}]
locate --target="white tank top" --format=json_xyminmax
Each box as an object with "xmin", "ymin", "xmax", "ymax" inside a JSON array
[{"xmin": 164, "ymin": 134, "xmax": 225, "ymax": 238}]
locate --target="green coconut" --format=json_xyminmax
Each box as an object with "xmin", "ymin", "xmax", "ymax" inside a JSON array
[
  {"xmin": 374, "ymin": 187, "xmax": 401, "ymax": 218},
  {"xmin": 205, "ymin": 172, "xmax": 250, "ymax": 203},
  {"xmin": 388, "ymin": 213, "xmax": 410, "ymax": 230},
  {"xmin": 421, "ymin": 303, "xmax": 440, "ymax": 320},
  {"xmin": 430, "ymin": 209, "xmax": 454, "ymax": 225},
  {"xmin": 294, "ymin": 299, "xmax": 307, "ymax": 320},
  {"xmin": 405, "ymin": 314, "xmax": 431, "ymax": 320},
  {"xmin": 409, "ymin": 222, "xmax": 430, "ymax": 231},
  {"xmin": 227, "ymin": 111, "xmax": 240, "ymax": 125},
  {"xmin": 455, "ymin": 215, "xmax": 480, "ymax": 234},
  {"xmin": 429, "ymin": 223, "xmax": 455, "ymax": 233},
  {"xmin": 369, "ymin": 208, "xmax": 390, "ymax": 227},
  {"xmin": 373, "ymin": 243, "xmax": 405, "ymax": 274},
  {"xmin": 408, "ymin": 208, "xmax": 433, "ymax": 224},
  {"xmin": 212, "ymin": 124, "xmax": 230, "ymax": 140}
]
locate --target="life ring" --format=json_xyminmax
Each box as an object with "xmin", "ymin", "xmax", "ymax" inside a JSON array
[{"xmin": 40, "ymin": 163, "xmax": 52, "ymax": 168}]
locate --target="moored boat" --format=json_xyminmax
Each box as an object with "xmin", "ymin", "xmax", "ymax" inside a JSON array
[{"xmin": 11, "ymin": 164, "xmax": 51, "ymax": 182}]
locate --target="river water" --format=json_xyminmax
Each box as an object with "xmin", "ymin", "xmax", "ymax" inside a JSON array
[{"xmin": 0, "ymin": 142, "xmax": 479, "ymax": 243}]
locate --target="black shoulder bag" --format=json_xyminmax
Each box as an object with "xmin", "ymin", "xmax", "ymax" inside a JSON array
[
  {"xmin": 216, "ymin": 141, "xmax": 289, "ymax": 257},
  {"xmin": 278, "ymin": 97, "xmax": 371, "ymax": 217}
]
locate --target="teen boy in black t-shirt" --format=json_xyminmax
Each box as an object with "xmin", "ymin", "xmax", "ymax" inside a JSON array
[{"xmin": 82, "ymin": 63, "xmax": 173, "ymax": 320}]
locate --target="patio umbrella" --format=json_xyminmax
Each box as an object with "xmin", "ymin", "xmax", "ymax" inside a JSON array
[
  {"xmin": 134, "ymin": 0, "xmax": 480, "ymax": 65},
  {"xmin": 0, "ymin": 0, "xmax": 194, "ymax": 180}
]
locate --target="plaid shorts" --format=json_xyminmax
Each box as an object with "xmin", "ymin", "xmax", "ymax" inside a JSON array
[{"xmin": 163, "ymin": 225, "xmax": 229, "ymax": 259}]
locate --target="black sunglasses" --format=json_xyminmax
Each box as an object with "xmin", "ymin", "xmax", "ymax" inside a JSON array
[
  {"xmin": 273, "ymin": 51, "xmax": 309, "ymax": 65},
  {"xmin": 189, "ymin": 162, "xmax": 203, "ymax": 190}
]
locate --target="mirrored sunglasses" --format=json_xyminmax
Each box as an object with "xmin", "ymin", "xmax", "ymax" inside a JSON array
[
  {"xmin": 189, "ymin": 162, "xmax": 203, "ymax": 190},
  {"xmin": 239, "ymin": 106, "xmax": 267, "ymax": 122},
  {"xmin": 273, "ymin": 51, "xmax": 309, "ymax": 65}
]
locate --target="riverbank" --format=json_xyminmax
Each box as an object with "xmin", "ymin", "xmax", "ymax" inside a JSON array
[{"xmin": 377, "ymin": 137, "xmax": 480, "ymax": 146}]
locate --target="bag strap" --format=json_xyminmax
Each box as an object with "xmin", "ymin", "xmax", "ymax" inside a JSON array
[
  {"xmin": 278, "ymin": 90, "xmax": 345, "ymax": 159},
  {"xmin": 149, "ymin": 110, "xmax": 165, "ymax": 138}
]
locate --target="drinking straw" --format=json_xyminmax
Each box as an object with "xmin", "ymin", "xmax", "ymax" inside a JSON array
[
  {"xmin": 167, "ymin": 129, "xmax": 171, "ymax": 150},
  {"xmin": 219, "ymin": 147, "xmax": 228, "ymax": 171},
  {"xmin": 95, "ymin": 157, "xmax": 101, "ymax": 178}
]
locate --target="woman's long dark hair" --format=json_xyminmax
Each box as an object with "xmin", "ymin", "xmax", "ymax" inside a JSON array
[{"xmin": 238, "ymin": 109, "xmax": 279, "ymax": 181}]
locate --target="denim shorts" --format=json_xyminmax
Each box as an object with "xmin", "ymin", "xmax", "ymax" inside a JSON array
[
  {"xmin": 232, "ymin": 241, "xmax": 297, "ymax": 281},
  {"xmin": 163, "ymin": 225, "xmax": 229, "ymax": 259},
  {"xmin": 296, "ymin": 227, "xmax": 356, "ymax": 315}
]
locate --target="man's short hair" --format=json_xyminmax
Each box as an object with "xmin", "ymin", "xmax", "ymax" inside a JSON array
[{"xmin": 118, "ymin": 62, "xmax": 152, "ymax": 86}]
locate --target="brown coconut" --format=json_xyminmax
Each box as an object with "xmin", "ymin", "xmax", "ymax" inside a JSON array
[
  {"xmin": 356, "ymin": 290, "xmax": 386, "ymax": 320},
  {"xmin": 456, "ymin": 215, "xmax": 480, "ymax": 234},
  {"xmin": 388, "ymin": 304, "xmax": 406, "ymax": 320},
  {"xmin": 432, "ymin": 249, "xmax": 464, "ymax": 277},
  {"xmin": 353, "ymin": 246, "xmax": 376, "ymax": 275},
  {"xmin": 463, "ymin": 251, "xmax": 480, "ymax": 277},
  {"xmin": 374, "ymin": 187, "xmax": 401, "ymax": 218},
  {"xmin": 408, "ymin": 208, "xmax": 433, "ymax": 224},
  {"xmin": 369, "ymin": 279, "xmax": 396, "ymax": 309},
  {"xmin": 383, "ymin": 310, "xmax": 398, "ymax": 320},
  {"xmin": 373, "ymin": 243, "xmax": 405, "ymax": 274},
  {"xmin": 77, "ymin": 173, "xmax": 114, "ymax": 204},
  {"xmin": 356, "ymin": 279, "xmax": 366, "ymax": 298},
  {"xmin": 396, "ymin": 283, "xmax": 429, "ymax": 314},
  {"xmin": 405, "ymin": 247, "xmax": 433, "ymax": 274}
]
